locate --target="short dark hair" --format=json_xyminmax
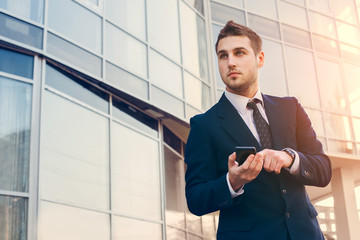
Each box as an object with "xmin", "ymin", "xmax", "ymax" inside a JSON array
[{"xmin": 215, "ymin": 20, "xmax": 262, "ymax": 55}]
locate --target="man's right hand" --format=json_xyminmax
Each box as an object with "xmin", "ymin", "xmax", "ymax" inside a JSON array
[{"xmin": 228, "ymin": 152, "xmax": 263, "ymax": 191}]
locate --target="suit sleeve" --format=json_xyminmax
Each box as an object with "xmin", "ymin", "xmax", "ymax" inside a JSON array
[
  {"xmin": 184, "ymin": 116, "xmax": 242, "ymax": 216},
  {"xmin": 293, "ymin": 98, "xmax": 332, "ymax": 187}
]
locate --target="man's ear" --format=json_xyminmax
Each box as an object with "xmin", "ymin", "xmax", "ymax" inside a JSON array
[{"xmin": 257, "ymin": 51, "xmax": 265, "ymax": 68}]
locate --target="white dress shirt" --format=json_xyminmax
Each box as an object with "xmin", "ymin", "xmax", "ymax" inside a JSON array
[{"xmin": 224, "ymin": 89, "xmax": 300, "ymax": 198}]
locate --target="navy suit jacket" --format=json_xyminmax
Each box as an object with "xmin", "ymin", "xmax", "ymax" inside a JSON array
[{"xmin": 185, "ymin": 94, "xmax": 332, "ymax": 240}]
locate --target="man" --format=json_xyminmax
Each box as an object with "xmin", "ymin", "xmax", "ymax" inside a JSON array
[{"xmin": 184, "ymin": 20, "xmax": 332, "ymax": 240}]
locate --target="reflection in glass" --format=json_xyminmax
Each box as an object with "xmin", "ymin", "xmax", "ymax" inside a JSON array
[
  {"xmin": 164, "ymin": 146, "xmax": 186, "ymax": 231},
  {"xmin": 113, "ymin": 216, "xmax": 162, "ymax": 240},
  {"xmin": 106, "ymin": 0, "xmax": 146, "ymax": 39},
  {"xmin": 313, "ymin": 34, "xmax": 339, "ymax": 57},
  {"xmin": 0, "ymin": 0, "xmax": 44, "ymax": 23},
  {"xmin": 259, "ymin": 39, "xmax": 287, "ymax": 97},
  {"xmin": 284, "ymin": 46, "xmax": 320, "ymax": 108},
  {"xmin": 163, "ymin": 127, "xmax": 182, "ymax": 154},
  {"xmin": 0, "ymin": 47, "xmax": 33, "ymax": 79},
  {"xmin": 39, "ymin": 201, "xmax": 110, "ymax": 240},
  {"xmin": 40, "ymin": 91, "xmax": 109, "ymax": 210},
  {"xmin": 308, "ymin": 12, "xmax": 336, "ymax": 39},
  {"xmin": 337, "ymin": 21, "xmax": 360, "ymax": 47},
  {"xmin": 0, "ymin": 12, "xmax": 43, "ymax": 49},
  {"xmin": 0, "ymin": 196, "xmax": 27, "ymax": 240},
  {"xmin": 344, "ymin": 64, "xmax": 360, "ymax": 117},
  {"xmin": 317, "ymin": 59, "xmax": 346, "ymax": 111},
  {"xmin": 180, "ymin": 2, "xmax": 208, "ymax": 81},
  {"xmin": 147, "ymin": 0, "xmax": 180, "ymax": 62},
  {"xmin": 245, "ymin": 0, "xmax": 277, "ymax": 19},
  {"xmin": 106, "ymin": 62, "xmax": 149, "ymax": 99},
  {"xmin": 211, "ymin": 2, "xmax": 246, "ymax": 25},
  {"xmin": 48, "ymin": 0, "xmax": 102, "ymax": 54},
  {"xmin": 105, "ymin": 22, "xmax": 147, "ymax": 79},
  {"xmin": 0, "ymin": 77, "xmax": 32, "ymax": 192},
  {"xmin": 47, "ymin": 32, "xmax": 102, "ymax": 77},
  {"xmin": 332, "ymin": 0, "xmax": 358, "ymax": 24},
  {"xmin": 327, "ymin": 139, "xmax": 355, "ymax": 154},
  {"xmin": 324, "ymin": 113, "xmax": 351, "ymax": 140},
  {"xmin": 282, "ymin": 24, "xmax": 311, "ymax": 48},
  {"xmin": 46, "ymin": 65, "xmax": 109, "ymax": 113},
  {"xmin": 111, "ymin": 122, "xmax": 161, "ymax": 220},
  {"xmin": 248, "ymin": 13, "xmax": 281, "ymax": 39},
  {"xmin": 149, "ymin": 50, "xmax": 183, "ymax": 98},
  {"xmin": 340, "ymin": 43, "xmax": 360, "ymax": 63},
  {"xmin": 279, "ymin": 1, "xmax": 308, "ymax": 29},
  {"xmin": 112, "ymin": 98, "xmax": 158, "ymax": 137}
]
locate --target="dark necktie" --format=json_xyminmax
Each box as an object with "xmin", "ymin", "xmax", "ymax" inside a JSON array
[{"xmin": 247, "ymin": 99, "xmax": 273, "ymax": 149}]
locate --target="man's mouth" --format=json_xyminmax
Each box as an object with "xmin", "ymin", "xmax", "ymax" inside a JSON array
[{"xmin": 228, "ymin": 71, "xmax": 240, "ymax": 77}]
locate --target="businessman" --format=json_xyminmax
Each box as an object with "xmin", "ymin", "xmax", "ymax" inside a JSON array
[{"xmin": 184, "ymin": 20, "xmax": 332, "ymax": 240}]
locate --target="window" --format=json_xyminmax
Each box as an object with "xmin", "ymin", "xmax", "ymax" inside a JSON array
[
  {"xmin": 106, "ymin": 0, "xmax": 146, "ymax": 40},
  {"xmin": 0, "ymin": 195, "xmax": 28, "ymax": 240},
  {"xmin": 248, "ymin": 13, "xmax": 281, "ymax": 40},
  {"xmin": 180, "ymin": 2, "xmax": 209, "ymax": 81},
  {"xmin": 279, "ymin": 1, "xmax": 308, "ymax": 30},
  {"xmin": 40, "ymin": 90, "xmax": 110, "ymax": 210},
  {"xmin": 0, "ymin": 12, "xmax": 43, "ymax": 49},
  {"xmin": 47, "ymin": 0, "xmax": 102, "ymax": 54},
  {"xmin": 0, "ymin": 0, "xmax": 44, "ymax": 23},
  {"xmin": 0, "ymin": 47, "xmax": 33, "ymax": 79},
  {"xmin": 284, "ymin": 46, "xmax": 320, "ymax": 108},
  {"xmin": 0, "ymin": 76, "xmax": 32, "ymax": 192},
  {"xmin": 211, "ymin": 2, "xmax": 246, "ymax": 25},
  {"xmin": 45, "ymin": 64, "xmax": 109, "ymax": 113},
  {"xmin": 245, "ymin": 0, "xmax": 278, "ymax": 20},
  {"xmin": 105, "ymin": 22, "xmax": 147, "ymax": 79},
  {"xmin": 147, "ymin": 0, "xmax": 181, "ymax": 62}
]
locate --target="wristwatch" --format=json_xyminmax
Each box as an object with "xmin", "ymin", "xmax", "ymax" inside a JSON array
[{"xmin": 282, "ymin": 148, "xmax": 296, "ymax": 168}]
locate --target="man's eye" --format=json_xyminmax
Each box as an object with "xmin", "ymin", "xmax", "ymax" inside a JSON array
[
  {"xmin": 235, "ymin": 51, "xmax": 244, "ymax": 56},
  {"xmin": 219, "ymin": 54, "xmax": 227, "ymax": 59}
]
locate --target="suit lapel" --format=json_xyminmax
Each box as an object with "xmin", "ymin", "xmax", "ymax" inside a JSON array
[{"xmin": 217, "ymin": 94, "xmax": 261, "ymax": 148}]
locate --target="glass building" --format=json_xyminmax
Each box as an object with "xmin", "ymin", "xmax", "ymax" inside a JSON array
[{"xmin": 0, "ymin": 0, "xmax": 360, "ymax": 239}]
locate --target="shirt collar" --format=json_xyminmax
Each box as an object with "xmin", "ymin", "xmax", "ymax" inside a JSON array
[{"xmin": 224, "ymin": 89, "xmax": 264, "ymax": 115}]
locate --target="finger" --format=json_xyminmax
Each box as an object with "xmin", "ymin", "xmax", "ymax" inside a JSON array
[
  {"xmin": 228, "ymin": 152, "xmax": 237, "ymax": 167},
  {"xmin": 274, "ymin": 162, "xmax": 283, "ymax": 174}
]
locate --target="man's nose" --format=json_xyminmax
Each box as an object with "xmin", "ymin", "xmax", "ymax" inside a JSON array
[{"xmin": 227, "ymin": 55, "xmax": 236, "ymax": 68}]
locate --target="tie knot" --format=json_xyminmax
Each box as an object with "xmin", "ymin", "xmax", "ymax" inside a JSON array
[{"xmin": 247, "ymin": 99, "xmax": 260, "ymax": 111}]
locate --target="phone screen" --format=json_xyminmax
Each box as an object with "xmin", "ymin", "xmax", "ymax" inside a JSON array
[{"xmin": 235, "ymin": 146, "xmax": 257, "ymax": 165}]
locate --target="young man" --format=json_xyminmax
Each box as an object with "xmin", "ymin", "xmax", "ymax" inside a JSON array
[{"xmin": 184, "ymin": 20, "xmax": 331, "ymax": 240}]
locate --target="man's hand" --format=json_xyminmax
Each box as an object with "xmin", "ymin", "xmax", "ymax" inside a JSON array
[
  {"xmin": 228, "ymin": 152, "xmax": 263, "ymax": 191},
  {"xmin": 259, "ymin": 149, "xmax": 294, "ymax": 174}
]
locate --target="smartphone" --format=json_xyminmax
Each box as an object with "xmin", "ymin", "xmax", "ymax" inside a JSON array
[{"xmin": 235, "ymin": 146, "xmax": 257, "ymax": 165}]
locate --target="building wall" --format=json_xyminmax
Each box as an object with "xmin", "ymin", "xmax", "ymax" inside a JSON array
[{"xmin": 0, "ymin": 0, "xmax": 360, "ymax": 239}]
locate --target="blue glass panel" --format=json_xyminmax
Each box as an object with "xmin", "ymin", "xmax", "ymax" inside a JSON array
[
  {"xmin": 0, "ymin": 12, "xmax": 43, "ymax": 49},
  {"xmin": 0, "ymin": 47, "xmax": 33, "ymax": 79}
]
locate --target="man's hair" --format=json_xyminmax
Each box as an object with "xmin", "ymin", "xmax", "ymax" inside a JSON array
[{"xmin": 215, "ymin": 20, "xmax": 262, "ymax": 55}]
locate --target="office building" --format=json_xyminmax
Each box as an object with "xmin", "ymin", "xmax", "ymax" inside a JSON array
[{"xmin": 0, "ymin": 0, "xmax": 359, "ymax": 239}]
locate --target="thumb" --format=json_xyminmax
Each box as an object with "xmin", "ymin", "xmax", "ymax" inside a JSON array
[{"xmin": 228, "ymin": 152, "xmax": 237, "ymax": 167}]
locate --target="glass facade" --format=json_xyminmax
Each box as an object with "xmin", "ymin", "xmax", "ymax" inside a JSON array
[{"xmin": 0, "ymin": 0, "xmax": 360, "ymax": 239}]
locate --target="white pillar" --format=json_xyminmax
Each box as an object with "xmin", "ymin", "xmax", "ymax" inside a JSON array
[{"xmin": 331, "ymin": 167, "xmax": 360, "ymax": 240}]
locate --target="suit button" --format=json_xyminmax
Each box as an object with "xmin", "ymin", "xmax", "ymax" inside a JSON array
[
  {"xmin": 282, "ymin": 189, "xmax": 287, "ymax": 194},
  {"xmin": 285, "ymin": 212, "xmax": 291, "ymax": 218}
]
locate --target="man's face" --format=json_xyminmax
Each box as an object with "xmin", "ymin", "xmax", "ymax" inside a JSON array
[{"xmin": 217, "ymin": 35, "xmax": 264, "ymax": 97}]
